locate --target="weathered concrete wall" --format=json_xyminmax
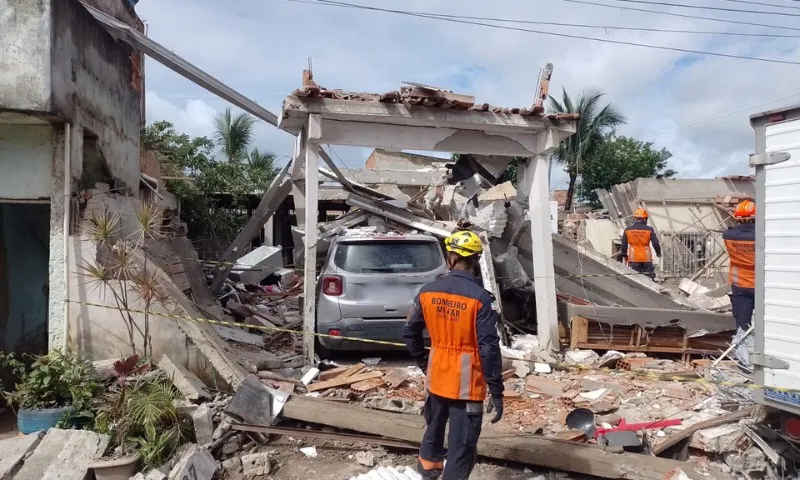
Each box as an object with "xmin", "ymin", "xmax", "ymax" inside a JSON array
[
  {"xmin": 50, "ymin": 0, "xmax": 143, "ymax": 192},
  {"xmin": 0, "ymin": 124, "xmax": 55, "ymax": 200},
  {"xmin": 0, "ymin": 0, "xmax": 52, "ymax": 111}
]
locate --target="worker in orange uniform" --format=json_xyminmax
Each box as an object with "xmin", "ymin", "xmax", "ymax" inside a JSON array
[
  {"xmin": 620, "ymin": 208, "xmax": 661, "ymax": 281},
  {"xmin": 403, "ymin": 230, "xmax": 503, "ymax": 480},
  {"xmin": 723, "ymin": 200, "xmax": 756, "ymax": 330}
]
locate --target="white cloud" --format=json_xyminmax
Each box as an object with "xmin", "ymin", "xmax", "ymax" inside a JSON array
[{"xmin": 136, "ymin": 0, "xmax": 800, "ymax": 182}]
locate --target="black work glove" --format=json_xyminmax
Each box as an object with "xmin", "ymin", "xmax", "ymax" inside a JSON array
[
  {"xmin": 415, "ymin": 354, "xmax": 429, "ymax": 372},
  {"xmin": 486, "ymin": 395, "xmax": 503, "ymax": 424}
]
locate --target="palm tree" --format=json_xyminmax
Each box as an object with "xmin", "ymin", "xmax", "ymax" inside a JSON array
[
  {"xmin": 548, "ymin": 88, "xmax": 626, "ymax": 211},
  {"xmin": 213, "ymin": 107, "xmax": 256, "ymax": 163}
]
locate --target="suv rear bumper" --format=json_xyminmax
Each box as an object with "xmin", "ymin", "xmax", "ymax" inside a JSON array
[{"xmin": 318, "ymin": 317, "xmax": 429, "ymax": 351}]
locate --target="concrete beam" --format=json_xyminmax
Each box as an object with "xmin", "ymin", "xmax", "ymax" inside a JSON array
[
  {"xmin": 315, "ymin": 119, "xmax": 560, "ymax": 156},
  {"xmin": 302, "ymin": 168, "xmax": 447, "ymax": 186},
  {"xmin": 346, "ymin": 193, "xmax": 454, "ymax": 238},
  {"xmin": 279, "ymin": 97, "xmax": 577, "ymax": 136}
]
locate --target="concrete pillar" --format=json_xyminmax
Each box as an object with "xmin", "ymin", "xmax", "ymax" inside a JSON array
[
  {"xmin": 301, "ymin": 115, "xmax": 321, "ymax": 363},
  {"xmin": 263, "ymin": 216, "xmax": 274, "ymax": 247},
  {"xmin": 47, "ymin": 124, "xmax": 70, "ymax": 348},
  {"xmin": 519, "ymin": 154, "xmax": 559, "ymax": 352}
]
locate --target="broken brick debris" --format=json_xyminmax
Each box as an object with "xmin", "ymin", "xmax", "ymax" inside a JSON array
[{"xmin": 307, "ymin": 370, "xmax": 384, "ymax": 393}]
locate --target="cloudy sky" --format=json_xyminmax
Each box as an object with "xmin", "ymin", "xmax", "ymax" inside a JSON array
[{"xmin": 135, "ymin": 0, "xmax": 800, "ymax": 188}]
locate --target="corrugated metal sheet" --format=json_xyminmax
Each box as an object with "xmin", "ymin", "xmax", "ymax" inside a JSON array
[
  {"xmin": 761, "ymin": 118, "xmax": 800, "ymax": 406},
  {"xmin": 349, "ymin": 465, "xmax": 422, "ymax": 480}
]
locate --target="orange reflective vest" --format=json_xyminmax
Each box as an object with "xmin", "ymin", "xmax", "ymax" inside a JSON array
[
  {"xmin": 723, "ymin": 223, "xmax": 755, "ymax": 289},
  {"xmin": 403, "ymin": 270, "xmax": 503, "ymax": 402},
  {"xmin": 621, "ymin": 222, "xmax": 661, "ymax": 263}
]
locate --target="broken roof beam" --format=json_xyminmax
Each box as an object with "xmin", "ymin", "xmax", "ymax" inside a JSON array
[
  {"xmin": 280, "ymin": 98, "xmax": 575, "ymax": 135},
  {"xmin": 83, "ymin": 4, "xmax": 279, "ymax": 126},
  {"xmin": 210, "ymin": 161, "xmax": 292, "ymax": 294},
  {"xmin": 346, "ymin": 193, "xmax": 454, "ymax": 238}
]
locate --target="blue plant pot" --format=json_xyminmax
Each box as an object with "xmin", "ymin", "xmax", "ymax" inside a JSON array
[{"xmin": 17, "ymin": 407, "xmax": 72, "ymax": 434}]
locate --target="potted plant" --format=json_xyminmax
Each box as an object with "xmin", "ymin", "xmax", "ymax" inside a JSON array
[
  {"xmin": 3, "ymin": 349, "xmax": 100, "ymax": 434},
  {"xmin": 90, "ymin": 356, "xmax": 186, "ymax": 480}
]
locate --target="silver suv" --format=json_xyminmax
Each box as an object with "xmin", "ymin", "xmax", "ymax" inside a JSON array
[{"xmin": 316, "ymin": 233, "xmax": 447, "ymax": 355}]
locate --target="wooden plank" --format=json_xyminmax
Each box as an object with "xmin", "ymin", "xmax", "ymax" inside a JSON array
[
  {"xmin": 318, "ymin": 366, "xmax": 350, "ymax": 381},
  {"xmin": 307, "ymin": 371, "xmax": 383, "ymax": 393},
  {"xmin": 281, "ymin": 395, "xmax": 731, "ymax": 480},
  {"xmin": 340, "ymin": 362, "xmax": 366, "ymax": 378},
  {"xmin": 383, "ymin": 369, "xmax": 411, "ymax": 389},
  {"xmin": 229, "ymin": 423, "xmax": 418, "ymax": 450},
  {"xmin": 570, "ymin": 316, "xmax": 589, "ymax": 350}
]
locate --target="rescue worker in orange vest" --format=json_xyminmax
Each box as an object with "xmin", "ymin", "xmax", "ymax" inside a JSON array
[
  {"xmin": 403, "ymin": 230, "xmax": 503, "ymax": 480},
  {"xmin": 620, "ymin": 208, "xmax": 661, "ymax": 281},
  {"xmin": 723, "ymin": 200, "xmax": 756, "ymax": 330}
]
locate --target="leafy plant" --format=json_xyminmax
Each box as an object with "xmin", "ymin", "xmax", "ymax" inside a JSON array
[
  {"xmin": 0, "ymin": 352, "xmax": 24, "ymax": 397},
  {"xmin": 4, "ymin": 350, "xmax": 100, "ymax": 425},
  {"xmin": 94, "ymin": 365, "xmax": 185, "ymax": 464}
]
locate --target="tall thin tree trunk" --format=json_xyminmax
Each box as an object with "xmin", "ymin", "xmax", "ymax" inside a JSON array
[{"xmin": 565, "ymin": 173, "xmax": 577, "ymax": 212}]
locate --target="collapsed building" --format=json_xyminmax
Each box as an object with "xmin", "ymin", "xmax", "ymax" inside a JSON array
[{"xmin": 0, "ymin": 2, "xmax": 784, "ymax": 479}]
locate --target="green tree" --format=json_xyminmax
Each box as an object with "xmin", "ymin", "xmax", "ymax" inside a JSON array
[
  {"xmin": 141, "ymin": 120, "xmax": 278, "ymax": 242},
  {"xmin": 549, "ymin": 88, "xmax": 626, "ymax": 211},
  {"xmin": 214, "ymin": 107, "xmax": 256, "ymax": 163},
  {"xmin": 578, "ymin": 134, "xmax": 676, "ymax": 208}
]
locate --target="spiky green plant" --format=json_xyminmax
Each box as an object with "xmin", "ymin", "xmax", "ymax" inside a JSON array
[{"xmin": 80, "ymin": 202, "xmax": 165, "ymax": 357}]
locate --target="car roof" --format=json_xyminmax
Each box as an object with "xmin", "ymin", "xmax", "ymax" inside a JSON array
[{"xmin": 333, "ymin": 233, "xmax": 439, "ymax": 243}]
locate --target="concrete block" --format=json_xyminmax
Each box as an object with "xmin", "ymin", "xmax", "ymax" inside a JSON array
[
  {"xmin": 241, "ymin": 451, "xmax": 271, "ymax": 477},
  {"xmin": 679, "ymin": 278, "xmax": 709, "ymax": 297},
  {"xmin": 13, "ymin": 428, "xmax": 109, "ymax": 480},
  {"xmin": 145, "ymin": 471, "xmax": 168, "ymax": 480},
  {"xmin": 511, "ymin": 359, "xmax": 530, "ymax": 378},
  {"xmin": 232, "ymin": 246, "xmax": 283, "ymax": 284},
  {"xmin": 355, "ymin": 451, "xmax": 375, "ymax": 467},
  {"xmin": 524, "ymin": 376, "xmax": 568, "ymax": 397},
  {"xmin": 0, "ymin": 432, "xmax": 43, "ymax": 479},
  {"xmin": 167, "ymin": 444, "xmax": 216, "ymax": 480},
  {"xmin": 192, "ymin": 404, "xmax": 214, "ymax": 445},
  {"xmin": 273, "ymin": 268, "xmax": 295, "ymax": 290},
  {"xmin": 159, "ymin": 355, "xmax": 211, "ymax": 402},
  {"xmin": 689, "ymin": 423, "xmax": 745, "ymax": 453}
]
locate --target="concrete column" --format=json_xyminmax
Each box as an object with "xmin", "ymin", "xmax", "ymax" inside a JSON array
[
  {"xmin": 301, "ymin": 115, "xmax": 321, "ymax": 363},
  {"xmin": 520, "ymin": 154, "xmax": 559, "ymax": 352},
  {"xmin": 263, "ymin": 216, "xmax": 274, "ymax": 247},
  {"xmin": 47, "ymin": 124, "xmax": 70, "ymax": 348}
]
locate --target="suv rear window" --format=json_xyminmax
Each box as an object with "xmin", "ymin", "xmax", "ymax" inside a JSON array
[{"xmin": 333, "ymin": 240, "xmax": 443, "ymax": 273}]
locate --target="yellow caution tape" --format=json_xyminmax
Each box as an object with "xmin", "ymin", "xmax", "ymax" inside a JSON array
[{"xmin": 67, "ymin": 300, "xmax": 794, "ymax": 395}]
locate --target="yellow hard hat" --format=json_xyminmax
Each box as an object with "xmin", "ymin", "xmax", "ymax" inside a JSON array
[{"xmin": 445, "ymin": 230, "xmax": 483, "ymax": 258}]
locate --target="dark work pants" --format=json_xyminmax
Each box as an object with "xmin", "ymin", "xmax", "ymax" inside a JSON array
[
  {"xmin": 418, "ymin": 392, "xmax": 483, "ymax": 480},
  {"xmin": 730, "ymin": 285, "xmax": 755, "ymax": 330},
  {"xmin": 629, "ymin": 261, "xmax": 656, "ymax": 280}
]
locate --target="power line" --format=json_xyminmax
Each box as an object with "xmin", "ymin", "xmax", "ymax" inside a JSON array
[
  {"xmin": 295, "ymin": 6, "xmax": 800, "ymax": 38},
  {"xmin": 560, "ymin": 0, "xmax": 800, "ymax": 32},
  {"xmin": 289, "ymin": 0, "xmax": 800, "ymax": 66},
  {"xmin": 719, "ymin": 0, "xmax": 800, "ymax": 10},
  {"xmin": 602, "ymin": 0, "xmax": 800, "ymax": 17}
]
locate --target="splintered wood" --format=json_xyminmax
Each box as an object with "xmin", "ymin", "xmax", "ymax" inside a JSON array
[
  {"xmin": 569, "ymin": 316, "xmax": 732, "ymax": 360},
  {"xmin": 307, "ymin": 370, "xmax": 383, "ymax": 393}
]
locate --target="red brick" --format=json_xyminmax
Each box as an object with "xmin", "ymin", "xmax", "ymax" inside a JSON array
[{"xmin": 525, "ymin": 376, "xmax": 568, "ymax": 397}]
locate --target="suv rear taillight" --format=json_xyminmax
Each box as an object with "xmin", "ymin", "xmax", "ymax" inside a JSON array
[{"xmin": 322, "ymin": 275, "xmax": 343, "ymax": 296}]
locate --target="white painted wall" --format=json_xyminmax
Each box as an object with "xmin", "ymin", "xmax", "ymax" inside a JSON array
[
  {"xmin": 0, "ymin": 124, "xmax": 54, "ymax": 199},
  {"xmin": 584, "ymin": 218, "xmax": 620, "ymax": 257},
  {"xmin": 0, "ymin": 0, "xmax": 52, "ymax": 111}
]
